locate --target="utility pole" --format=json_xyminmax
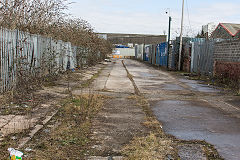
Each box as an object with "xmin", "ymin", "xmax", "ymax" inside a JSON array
[
  {"xmin": 166, "ymin": 8, "xmax": 171, "ymax": 69},
  {"xmin": 178, "ymin": 0, "xmax": 185, "ymax": 71},
  {"xmin": 167, "ymin": 16, "xmax": 172, "ymax": 69}
]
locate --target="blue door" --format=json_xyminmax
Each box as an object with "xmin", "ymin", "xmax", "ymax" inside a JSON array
[{"xmin": 159, "ymin": 42, "xmax": 168, "ymax": 67}]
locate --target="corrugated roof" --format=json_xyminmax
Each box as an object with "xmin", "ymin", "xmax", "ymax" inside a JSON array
[{"xmin": 220, "ymin": 23, "xmax": 240, "ymax": 36}]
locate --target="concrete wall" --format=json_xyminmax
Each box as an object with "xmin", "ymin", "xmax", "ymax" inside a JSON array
[
  {"xmin": 113, "ymin": 48, "xmax": 135, "ymax": 58},
  {"xmin": 202, "ymin": 23, "xmax": 217, "ymax": 37},
  {"xmin": 213, "ymin": 40, "xmax": 240, "ymax": 80}
]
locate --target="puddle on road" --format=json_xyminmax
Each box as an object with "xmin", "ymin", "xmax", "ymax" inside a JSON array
[
  {"xmin": 151, "ymin": 100, "xmax": 240, "ymax": 160},
  {"xmin": 162, "ymin": 84, "xmax": 184, "ymax": 91},
  {"xmin": 139, "ymin": 72, "xmax": 154, "ymax": 77},
  {"xmin": 179, "ymin": 79, "xmax": 221, "ymax": 93},
  {"xmin": 135, "ymin": 71, "xmax": 165, "ymax": 79}
]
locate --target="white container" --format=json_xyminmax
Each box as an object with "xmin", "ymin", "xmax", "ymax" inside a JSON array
[{"xmin": 8, "ymin": 148, "xmax": 23, "ymax": 160}]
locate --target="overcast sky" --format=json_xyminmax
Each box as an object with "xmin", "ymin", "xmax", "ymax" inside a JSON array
[{"xmin": 68, "ymin": 0, "xmax": 240, "ymax": 38}]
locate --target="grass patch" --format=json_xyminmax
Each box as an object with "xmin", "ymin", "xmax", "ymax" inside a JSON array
[
  {"xmin": 25, "ymin": 94, "xmax": 107, "ymax": 159},
  {"xmin": 42, "ymin": 74, "xmax": 60, "ymax": 87},
  {"xmin": 236, "ymin": 91, "xmax": 240, "ymax": 96},
  {"xmin": 122, "ymin": 133, "xmax": 175, "ymax": 160},
  {"xmin": 203, "ymin": 144, "xmax": 224, "ymax": 160},
  {"xmin": 122, "ymin": 95, "xmax": 178, "ymax": 160}
]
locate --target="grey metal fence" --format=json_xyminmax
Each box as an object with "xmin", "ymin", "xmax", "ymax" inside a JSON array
[
  {"xmin": 0, "ymin": 27, "xmax": 88, "ymax": 93},
  {"xmin": 135, "ymin": 44, "xmax": 144, "ymax": 60},
  {"xmin": 190, "ymin": 40, "xmax": 215, "ymax": 76}
]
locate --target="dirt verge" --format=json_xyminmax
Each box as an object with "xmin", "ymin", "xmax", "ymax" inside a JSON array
[
  {"xmin": 24, "ymin": 94, "xmax": 106, "ymax": 159},
  {"xmin": 0, "ymin": 63, "xmax": 106, "ymax": 159}
]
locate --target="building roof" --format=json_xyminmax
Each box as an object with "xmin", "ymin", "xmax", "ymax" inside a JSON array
[{"xmin": 219, "ymin": 23, "xmax": 240, "ymax": 36}]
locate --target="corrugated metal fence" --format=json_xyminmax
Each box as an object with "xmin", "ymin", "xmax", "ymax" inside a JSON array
[
  {"xmin": 134, "ymin": 38, "xmax": 218, "ymax": 76},
  {"xmin": 0, "ymin": 27, "xmax": 88, "ymax": 93},
  {"xmin": 144, "ymin": 45, "xmax": 150, "ymax": 61},
  {"xmin": 135, "ymin": 44, "xmax": 144, "ymax": 60},
  {"xmin": 190, "ymin": 40, "xmax": 215, "ymax": 75},
  {"xmin": 135, "ymin": 43, "xmax": 168, "ymax": 67}
]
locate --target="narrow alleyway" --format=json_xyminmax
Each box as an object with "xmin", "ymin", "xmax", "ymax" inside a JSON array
[
  {"xmin": 78, "ymin": 60, "xmax": 150, "ymax": 159},
  {"xmin": 5, "ymin": 59, "xmax": 238, "ymax": 159}
]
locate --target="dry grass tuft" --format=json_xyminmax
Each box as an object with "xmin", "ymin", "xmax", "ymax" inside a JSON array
[
  {"xmin": 122, "ymin": 133, "xmax": 176, "ymax": 160},
  {"xmin": 121, "ymin": 95, "xmax": 179, "ymax": 160}
]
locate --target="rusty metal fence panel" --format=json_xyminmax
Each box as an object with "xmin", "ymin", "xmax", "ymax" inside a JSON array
[{"xmin": 0, "ymin": 28, "xmax": 85, "ymax": 93}]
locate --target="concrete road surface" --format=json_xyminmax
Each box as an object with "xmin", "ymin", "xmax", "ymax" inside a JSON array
[{"xmin": 123, "ymin": 59, "xmax": 240, "ymax": 160}]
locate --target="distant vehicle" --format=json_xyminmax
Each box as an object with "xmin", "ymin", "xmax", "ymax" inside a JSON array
[
  {"xmin": 104, "ymin": 58, "xmax": 111, "ymax": 62},
  {"xmin": 115, "ymin": 45, "xmax": 129, "ymax": 48}
]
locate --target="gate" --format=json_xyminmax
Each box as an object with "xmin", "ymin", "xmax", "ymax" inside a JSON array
[{"xmin": 156, "ymin": 42, "xmax": 168, "ymax": 67}]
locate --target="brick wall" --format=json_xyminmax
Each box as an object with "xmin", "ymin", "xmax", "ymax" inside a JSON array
[{"xmin": 213, "ymin": 40, "xmax": 240, "ymax": 80}]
